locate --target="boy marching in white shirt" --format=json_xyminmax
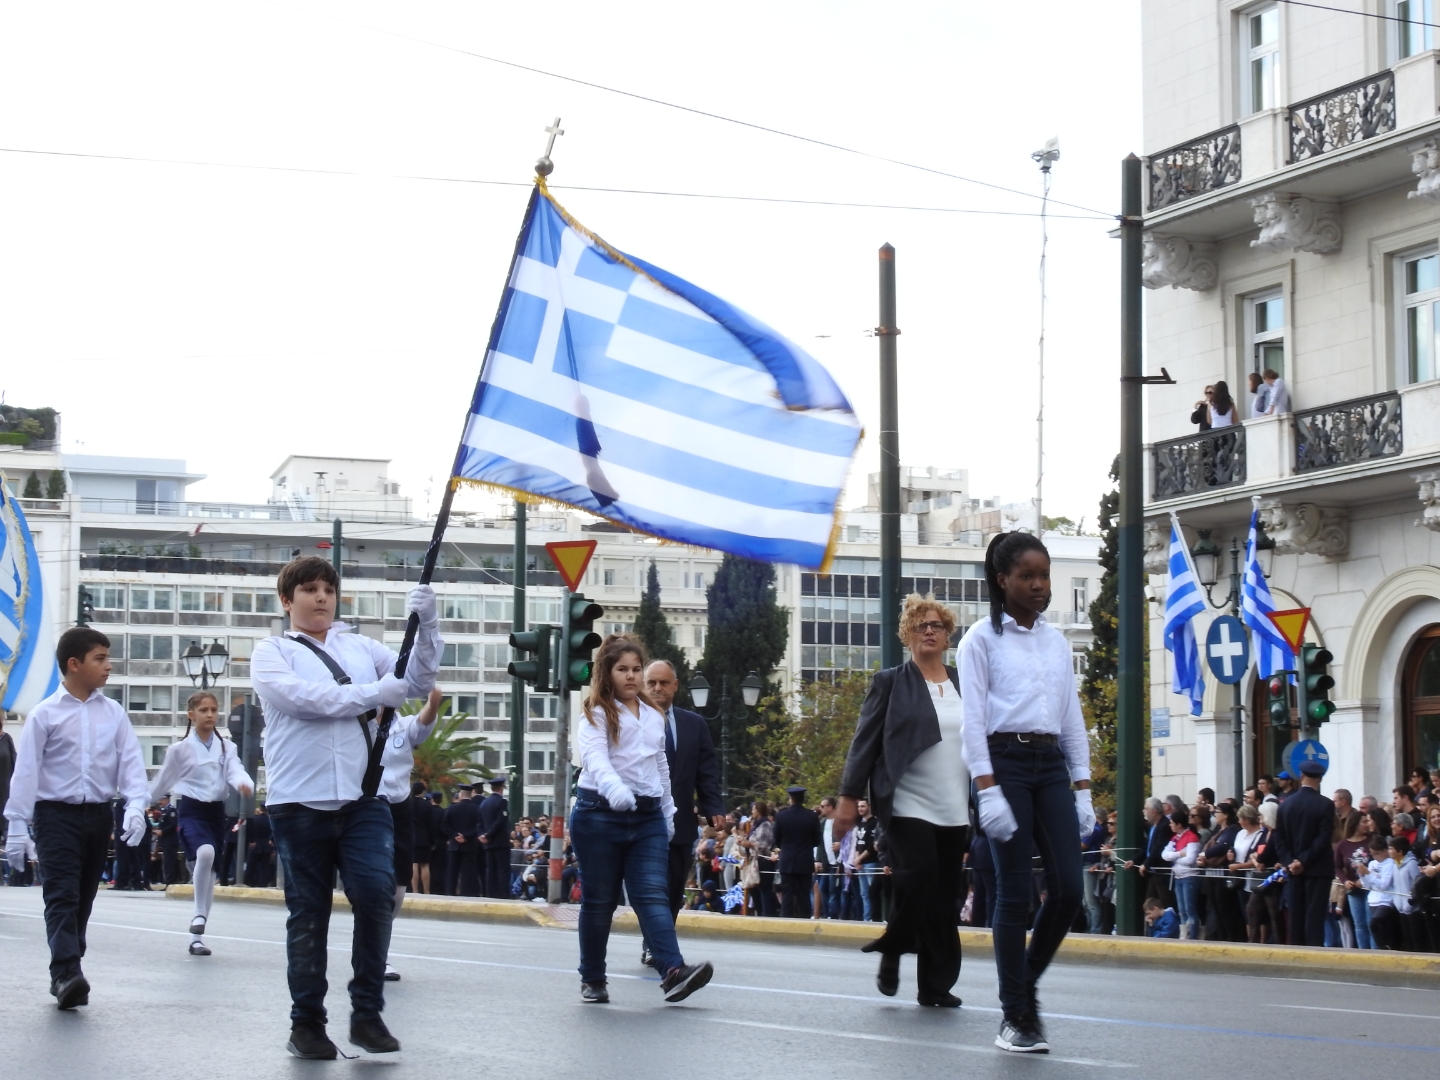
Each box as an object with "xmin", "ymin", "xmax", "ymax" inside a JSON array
[
  {"xmin": 250, "ymin": 556, "xmax": 441, "ymax": 1061},
  {"xmin": 150, "ymin": 689, "xmax": 254, "ymax": 955},
  {"xmin": 3, "ymin": 627, "xmax": 149, "ymax": 1010}
]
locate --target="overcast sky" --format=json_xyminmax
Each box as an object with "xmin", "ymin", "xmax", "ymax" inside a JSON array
[{"xmin": 0, "ymin": 1, "xmax": 1141, "ymax": 529}]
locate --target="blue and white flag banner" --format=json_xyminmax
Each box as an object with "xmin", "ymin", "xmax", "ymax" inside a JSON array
[
  {"xmin": 722, "ymin": 881, "xmax": 745, "ymax": 912},
  {"xmin": 0, "ymin": 478, "xmax": 59, "ymax": 713},
  {"xmin": 453, "ymin": 184, "xmax": 863, "ymax": 569},
  {"xmin": 1163, "ymin": 513, "xmax": 1206, "ymax": 717},
  {"xmin": 1242, "ymin": 503, "xmax": 1293, "ymax": 679}
]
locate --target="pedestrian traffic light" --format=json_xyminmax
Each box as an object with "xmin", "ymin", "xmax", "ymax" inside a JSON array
[
  {"xmin": 509, "ymin": 626, "xmax": 554, "ymax": 693},
  {"xmin": 566, "ymin": 594, "xmax": 603, "ymax": 691},
  {"xmin": 1301, "ymin": 644, "xmax": 1335, "ymax": 726},
  {"xmin": 1266, "ymin": 674, "xmax": 1289, "ymax": 727},
  {"xmin": 77, "ymin": 586, "xmax": 95, "ymax": 626}
]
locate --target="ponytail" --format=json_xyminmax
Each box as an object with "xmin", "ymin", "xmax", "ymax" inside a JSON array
[{"xmin": 983, "ymin": 531, "xmax": 1050, "ymax": 635}]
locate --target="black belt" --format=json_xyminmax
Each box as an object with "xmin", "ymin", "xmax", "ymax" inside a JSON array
[
  {"xmin": 576, "ymin": 787, "xmax": 662, "ymax": 812},
  {"xmin": 987, "ymin": 732, "xmax": 1059, "ymax": 747}
]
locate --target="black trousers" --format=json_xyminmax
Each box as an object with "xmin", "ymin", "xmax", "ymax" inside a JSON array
[
  {"xmin": 33, "ymin": 802, "xmax": 112, "ymax": 980},
  {"xmin": 1285, "ymin": 875, "xmax": 1329, "ymax": 947},
  {"xmin": 666, "ymin": 841, "xmax": 692, "ymax": 919},
  {"xmin": 160, "ymin": 842, "xmax": 181, "ymax": 885},
  {"xmin": 430, "ymin": 846, "xmax": 449, "ymax": 895},
  {"xmin": 779, "ymin": 872, "xmax": 812, "ymax": 918},
  {"xmin": 483, "ymin": 846, "xmax": 510, "ymax": 898},
  {"xmin": 869, "ymin": 817, "xmax": 966, "ymax": 999},
  {"xmin": 451, "ymin": 846, "xmax": 480, "ymax": 897}
]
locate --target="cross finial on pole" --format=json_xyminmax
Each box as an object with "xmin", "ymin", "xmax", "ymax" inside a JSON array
[{"xmin": 536, "ymin": 117, "xmax": 564, "ymax": 178}]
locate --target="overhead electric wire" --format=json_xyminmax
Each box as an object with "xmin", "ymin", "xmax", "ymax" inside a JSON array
[
  {"xmin": 1274, "ymin": 0, "xmax": 1440, "ymax": 27},
  {"xmin": 0, "ymin": 146, "xmax": 1111, "ymax": 219},
  {"xmin": 262, "ymin": 0, "xmax": 1114, "ymax": 218}
]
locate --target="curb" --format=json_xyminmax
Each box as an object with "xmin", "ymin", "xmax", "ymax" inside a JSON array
[{"xmin": 170, "ymin": 886, "xmax": 1440, "ymax": 986}]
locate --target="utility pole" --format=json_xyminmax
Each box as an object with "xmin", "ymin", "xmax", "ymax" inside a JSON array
[
  {"xmin": 1032, "ymin": 137, "xmax": 1059, "ymax": 538},
  {"xmin": 1115, "ymin": 154, "xmax": 1146, "ymax": 937},
  {"xmin": 510, "ymin": 500, "xmax": 527, "ymax": 828},
  {"xmin": 878, "ymin": 244, "xmax": 902, "ymax": 669},
  {"xmin": 549, "ymin": 597, "xmax": 571, "ymax": 902},
  {"xmin": 332, "ymin": 518, "xmax": 342, "ymax": 595}
]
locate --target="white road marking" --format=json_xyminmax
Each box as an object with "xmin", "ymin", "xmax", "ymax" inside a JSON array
[{"xmin": 1264, "ymin": 1003, "xmax": 1440, "ymax": 1020}]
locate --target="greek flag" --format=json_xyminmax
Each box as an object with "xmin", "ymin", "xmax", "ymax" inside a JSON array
[
  {"xmin": 1163, "ymin": 514, "xmax": 1206, "ymax": 716},
  {"xmin": 1242, "ymin": 505, "xmax": 1292, "ymax": 679},
  {"xmin": 722, "ymin": 881, "xmax": 745, "ymax": 912},
  {"xmin": 0, "ymin": 481, "xmax": 59, "ymax": 713},
  {"xmin": 453, "ymin": 185, "xmax": 862, "ymax": 569}
]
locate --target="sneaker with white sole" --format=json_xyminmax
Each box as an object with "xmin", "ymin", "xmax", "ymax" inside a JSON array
[
  {"xmin": 660, "ymin": 961, "xmax": 714, "ymax": 1003},
  {"xmin": 995, "ymin": 1015, "xmax": 1049, "ymax": 1054}
]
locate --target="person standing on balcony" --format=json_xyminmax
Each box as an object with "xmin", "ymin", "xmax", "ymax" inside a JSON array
[
  {"xmin": 1263, "ymin": 369, "xmax": 1291, "ymax": 415},
  {"xmin": 1189, "ymin": 386, "xmax": 1215, "ymax": 431},
  {"xmin": 1247, "ymin": 373, "xmax": 1272, "ymax": 418},
  {"xmin": 1207, "ymin": 381, "xmax": 1237, "ymax": 428}
]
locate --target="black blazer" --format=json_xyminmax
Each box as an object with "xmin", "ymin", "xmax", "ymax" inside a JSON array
[
  {"xmin": 772, "ymin": 803, "xmax": 823, "ymax": 875},
  {"xmin": 477, "ymin": 793, "xmax": 510, "ymax": 847},
  {"xmin": 665, "ymin": 706, "xmax": 724, "ymax": 847},
  {"xmin": 838, "ymin": 661, "xmax": 960, "ymax": 826},
  {"xmin": 444, "ymin": 799, "xmax": 480, "ymax": 850},
  {"xmin": 1274, "ymin": 785, "xmax": 1336, "ymax": 877}
]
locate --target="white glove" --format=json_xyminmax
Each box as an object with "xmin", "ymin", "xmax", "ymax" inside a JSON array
[
  {"xmin": 376, "ymin": 672, "xmax": 410, "ymax": 708},
  {"xmin": 122, "ymin": 808, "xmax": 146, "ymax": 847},
  {"xmin": 976, "ymin": 786, "xmax": 1018, "ymax": 843},
  {"xmin": 5, "ymin": 827, "xmax": 30, "ymax": 871},
  {"xmin": 1074, "ymin": 788, "xmax": 1096, "ymax": 839},
  {"xmin": 665, "ymin": 815, "xmax": 676, "ymax": 843},
  {"xmin": 604, "ymin": 783, "xmax": 637, "ymax": 812},
  {"xmin": 407, "ymin": 585, "xmax": 438, "ymax": 627}
]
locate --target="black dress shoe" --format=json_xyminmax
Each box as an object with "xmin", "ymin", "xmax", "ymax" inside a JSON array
[
  {"xmin": 918, "ymin": 991, "xmax": 962, "ymax": 1007},
  {"xmin": 580, "ymin": 982, "xmax": 610, "ymax": 1003},
  {"xmin": 54, "ymin": 972, "xmax": 90, "ymax": 1010},
  {"xmin": 286, "ymin": 1021, "xmax": 338, "ymax": 1060},
  {"xmin": 876, "ymin": 954, "xmax": 899, "ymax": 997},
  {"xmin": 350, "ymin": 1015, "xmax": 400, "ymax": 1054},
  {"xmin": 188, "ymin": 942, "xmax": 211, "ymax": 956}
]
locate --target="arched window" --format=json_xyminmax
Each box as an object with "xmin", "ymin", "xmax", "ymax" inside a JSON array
[{"xmin": 1403, "ymin": 626, "xmax": 1440, "ymax": 771}]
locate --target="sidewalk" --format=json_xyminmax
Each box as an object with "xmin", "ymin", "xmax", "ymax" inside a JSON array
[{"xmin": 168, "ymin": 885, "xmax": 1440, "ymax": 987}]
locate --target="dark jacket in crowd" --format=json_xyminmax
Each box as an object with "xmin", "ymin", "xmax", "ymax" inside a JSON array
[
  {"xmin": 445, "ymin": 798, "xmax": 480, "ymax": 850},
  {"xmin": 773, "ymin": 803, "xmax": 823, "ymax": 875},
  {"xmin": 839, "ymin": 660, "xmax": 960, "ymax": 827},
  {"xmin": 665, "ymin": 706, "xmax": 724, "ymax": 847},
  {"xmin": 477, "ymin": 792, "xmax": 509, "ymax": 848},
  {"xmin": 1274, "ymin": 786, "xmax": 1336, "ymax": 877}
]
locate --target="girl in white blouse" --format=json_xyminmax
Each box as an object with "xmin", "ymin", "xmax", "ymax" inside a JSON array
[
  {"xmin": 570, "ymin": 635, "xmax": 714, "ymax": 1005},
  {"xmin": 149, "ymin": 690, "xmax": 254, "ymax": 955}
]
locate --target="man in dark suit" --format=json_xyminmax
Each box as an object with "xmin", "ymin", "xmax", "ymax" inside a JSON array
[
  {"xmin": 1123, "ymin": 798, "xmax": 1173, "ymax": 907},
  {"xmin": 1275, "ymin": 759, "xmax": 1335, "ymax": 947},
  {"xmin": 476, "ymin": 778, "xmax": 511, "ymax": 898},
  {"xmin": 445, "ymin": 786, "xmax": 481, "ymax": 896},
  {"xmin": 773, "ymin": 785, "xmax": 823, "ymax": 918}
]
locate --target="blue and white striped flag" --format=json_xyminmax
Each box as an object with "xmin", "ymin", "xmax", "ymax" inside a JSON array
[
  {"xmin": 1163, "ymin": 514, "xmax": 1206, "ymax": 716},
  {"xmin": 0, "ymin": 480, "xmax": 59, "ymax": 713},
  {"xmin": 453, "ymin": 185, "xmax": 862, "ymax": 569},
  {"xmin": 1242, "ymin": 505, "xmax": 1293, "ymax": 679},
  {"xmin": 722, "ymin": 881, "xmax": 745, "ymax": 912}
]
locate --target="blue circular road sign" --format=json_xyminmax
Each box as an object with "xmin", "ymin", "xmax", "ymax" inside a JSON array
[
  {"xmin": 1287, "ymin": 739, "xmax": 1330, "ymax": 777},
  {"xmin": 1205, "ymin": 614, "xmax": 1250, "ymax": 685}
]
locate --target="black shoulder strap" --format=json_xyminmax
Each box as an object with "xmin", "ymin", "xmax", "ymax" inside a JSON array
[{"xmin": 288, "ymin": 632, "xmax": 380, "ymax": 776}]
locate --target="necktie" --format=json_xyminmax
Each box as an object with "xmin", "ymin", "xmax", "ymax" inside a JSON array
[{"xmin": 665, "ymin": 711, "xmax": 676, "ymax": 755}]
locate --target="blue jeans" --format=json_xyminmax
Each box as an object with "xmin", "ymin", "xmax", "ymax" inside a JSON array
[
  {"xmin": 1346, "ymin": 890, "xmax": 1374, "ymax": 949},
  {"xmin": 858, "ymin": 863, "xmax": 883, "ymax": 921},
  {"xmin": 1174, "ymin": 877, "xmax": 1201, "ymax": 939},
  {"xmin": 270, "ymin": 798, "xmax": 395, "ymax": 1024},
  {"xmin": 818, "ymin": 867, "xmax": 842, "ymax": 918},
  {"xmin": 987, "ymin": 739, "xmax": 1083, "ymax": 1020},
  {"xmin": 569, "ymin": 790, "xmax": 683, "ymax": 984}
]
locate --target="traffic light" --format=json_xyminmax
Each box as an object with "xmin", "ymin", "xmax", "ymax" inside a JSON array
[
  {"xmin": 1266, "ymin": 674, "xmax": 1289, "ymax": 728},
  {"xmin": 77, "ymin": 587, "xmax": 95, "ymax": 626},
  {"xmin": 509, "ymin": 626, "xmax": 554, "ymax": 692},
  {"xmin": 565, "ymin": 594, "xmax": 603, "ymax": 691},
  {"xmin": 1301, "ymin": 644, "xmax": 1335, "ymax": 726}
]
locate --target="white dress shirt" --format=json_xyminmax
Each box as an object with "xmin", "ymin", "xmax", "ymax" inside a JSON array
[
  {"xmin": 958, "ymin": 612, "xmax": 1091, "ymax": 784},
  {"xmin": 4, "ymin": 686, "xmax": 149, "ymax": 826},
  {"xmin": 380, "ymin": 714, "xmax": 438, "ymax": 804},
  {"xmin": 891, "ymin": 680, "xmax": 969, "ymax": 826},
  {"xmin": 251, "ymin": 621, "xmax": 441, "ymax": 810},
  {"xmin": 149, "ymin": 731, "xmax": 253, "ymax": 803},
  {"xmin": 576, "ymin": 699, "xmax": 675, "ymax": 824}
]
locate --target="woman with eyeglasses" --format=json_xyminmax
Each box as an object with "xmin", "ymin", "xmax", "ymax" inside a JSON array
[{"xmin": 835, "ymin": 594, "xmax": 968, "ymax": 1010}]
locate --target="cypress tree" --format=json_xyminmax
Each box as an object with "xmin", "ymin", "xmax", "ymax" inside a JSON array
[
  {"xmin": 1081, "ymin": 457, "xmax": 1120, "ymax": 805},
  {"xmin": 22, "ymin": 472, "xmax": 42, "ymax": 498},
  {"xmin": 633, "ymin": 560, "xmax": 691, "ymax": 684}
]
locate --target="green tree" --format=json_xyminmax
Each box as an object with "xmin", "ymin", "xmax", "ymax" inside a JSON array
[
  {"xmin": 22, "ymin": 472, "xmax": 42, "ymax": 498},
  {"xmin": 408, "ymin": 703, "xmax": 493, "ymax": 804},
  {"xmin": 45, "ymin": 471, "xmax": 66, "ymax": 499},
  {"xmin": 754, "ymin": 671, "xmax": 870, "ymax": 801},
  {"xmin": 633, "ymin": 560, "xmax": 691, "ymax": 684},
  {"xmin": 697, "ymin": 555, "xmax": 789, "ymax": 801}
]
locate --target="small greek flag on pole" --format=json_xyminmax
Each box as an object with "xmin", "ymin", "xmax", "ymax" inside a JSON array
[
  {"xmin": 722, "ymin": 881, "xmax": 745, "ymax": 912},
  {"xmin": 0, "ymin": 480, "xmax": 60, "ymax": 713},
  {"xmin": 1163, "ymin": 513, "xmax": 1206, "ymax": 716},
  {"xmin": 453, "ymin": 183, "xmax": 862, "ymax": 569},
  {"xmin": 1242, "ymin": 502, "xmax": 1292, "ymax": 679}
]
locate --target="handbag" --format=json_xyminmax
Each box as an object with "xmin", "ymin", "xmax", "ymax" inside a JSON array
[{"xmin": 741, "ymin": 856, "xmax": 761, "ymax": 889}]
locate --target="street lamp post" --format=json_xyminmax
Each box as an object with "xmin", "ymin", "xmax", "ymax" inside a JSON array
[
  {"xmin": 687, "ymin": 670, "xmax": 763, "ymax": 809},
  {"xmin": 1191, "ymin": 532, "xmax": 1248, "ymax": 801},
  {"xmin": 181, "ymin": 639, "xmax": 230, "ymax": 690}
]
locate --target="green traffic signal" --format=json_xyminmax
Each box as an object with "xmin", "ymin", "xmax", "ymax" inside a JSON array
[
  {"xmin": 508, "ymin": 626, "xmax": 554, "ymax": 693},
  {"xmin": 567, "ymin": 594, "xmax": 603, "ymax": 692},
  {"xmin": 1301, "ymin": 644, "xmax": 1334, "ymax": 726}
]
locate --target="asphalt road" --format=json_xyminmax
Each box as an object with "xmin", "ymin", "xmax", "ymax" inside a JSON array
[{"xmin": 0, "ymin": 886, "xmax": 1434, "ymax": 1079}]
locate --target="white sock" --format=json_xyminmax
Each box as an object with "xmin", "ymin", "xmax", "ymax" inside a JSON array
[{"xmin": 192, "ymin": 845, "xmax": 216, "ymax": 933}]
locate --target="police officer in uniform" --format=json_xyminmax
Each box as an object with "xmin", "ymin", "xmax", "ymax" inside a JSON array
[
  {"xmin": 477, "ymin": 777, "xmax": 511, "ymax": 899},
  {"xmin": 156, "ymin": 795, "xmax": 181, "ymax": 885},
  {"xmin": 773, "ymin": 785, "xmax": 822, "ymax": 919},
  {"xmin": 445, "ymin": 786, "xmax": 481, "ymax": 896},
  {"xmin": 1274, "ymin": 759, "xmax": 1335, "ymax": 947}
]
